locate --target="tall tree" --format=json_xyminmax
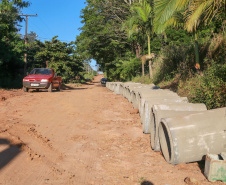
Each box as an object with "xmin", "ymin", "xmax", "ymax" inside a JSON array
[
  {"xmin": 0, "ymin": 0, "xmax": 30, "ymax": 87},
  {"xmin": 33, "ymin": 36, "xmax": 83, "ymax": 82},
  {"xmin": 76, "ymin": 0, "xmax": 132, "ymax": 80},
  {"xmin": 125, "ymin": 0, "xmax": 155, "ymax": 77}
]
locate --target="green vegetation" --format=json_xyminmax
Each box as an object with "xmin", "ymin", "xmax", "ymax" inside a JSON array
[
  {"xmin": 1, "ymin": 0, "xmax": 225, "ymax": 108},
  {"xmin": 0, "ymin": 0, "xmax": 95, "ymax": 88},
  {"xmin": 76, "ymin": 0, "xmax": 225, "ymax": 109}
]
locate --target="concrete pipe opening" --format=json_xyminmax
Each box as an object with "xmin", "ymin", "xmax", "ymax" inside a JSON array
[{"xmin": 159, "ymin": 121, "xmax": 172, "ymax": 163}]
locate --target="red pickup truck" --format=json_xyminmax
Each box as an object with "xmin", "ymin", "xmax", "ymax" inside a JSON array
[{"xmin": 23, "ymin": 68, "xmax": 62, "ymax": 92}]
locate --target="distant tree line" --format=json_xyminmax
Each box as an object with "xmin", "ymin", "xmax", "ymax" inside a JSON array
[
  {"xmin": 0, "ymin": 0, "xmax": 91, "ymax": 88},
  {"xmin": 76, "ymin": 0, "xmax": 225, "ymax": 109},
  {"xmin": 0, "ymin": 0, "xmax": 225, "ymax": 108},
  {"xmin": 76, "ymin": 0, "xmax": 225, "ymax": 80}
]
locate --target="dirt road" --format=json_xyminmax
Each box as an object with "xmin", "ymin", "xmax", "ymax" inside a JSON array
[{"xmin": 0, "ymin": 75, "xmax": 222, "ymax": 185}]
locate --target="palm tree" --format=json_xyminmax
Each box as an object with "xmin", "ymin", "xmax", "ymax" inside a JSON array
[{"xmin": 124, "ymin": 0, "xmax": 155, "ymax": 77}]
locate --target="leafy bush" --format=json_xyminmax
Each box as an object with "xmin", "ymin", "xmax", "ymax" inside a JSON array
[
  {"xmin": 153, "ymin": 44, "xmax": 195, "ymax": 84},
  {"xmin": 132, "ymin": 75, "xmax": 153, "ymax": 84},
  {"xmin": 178, "ymin": 63, "xmax": 226, "ymax": 109},
  {"xmin": 107, "ymin": 56, "xmax": 141, "ymax": 82},
  {"xmin": 84, "ymin": 73, "xmax": 94, "ymax": 80}
]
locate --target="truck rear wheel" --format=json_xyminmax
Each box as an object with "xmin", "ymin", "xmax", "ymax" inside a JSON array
[
  {"xmin": 48, "ymin": 83, "xmax": 53, "ymax": 92},
  {"xmin": 23, "ymin": 87, "xmax": 29, "ymax": 92}
]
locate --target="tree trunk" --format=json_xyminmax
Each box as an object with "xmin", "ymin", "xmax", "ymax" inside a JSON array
[
  {"xmin": 135, "ymin": 43, "xmax": 139, "ymax": 58},
  {"xmin": 147, "ymin": 34, "xmax": 151, "ymax": 55},
  {"xmin": 149, "ymin": 60, "xmax": 153, "ymax": 79},
  {"xmin": 142, "ymin": 63, "xmax": 145, "ymax": 77},
  {"xmin": 147, "ymin": 34, "xmax": 153, "ymax": 79},
  {"xmin": 46, "ymin": 60, "xmax": 49, "ymax": 68}
]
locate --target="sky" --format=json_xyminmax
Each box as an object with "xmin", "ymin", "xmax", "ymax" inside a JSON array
[{"xmin": 19, "ymin": 0, "xmax": 97, "ymax": 70}]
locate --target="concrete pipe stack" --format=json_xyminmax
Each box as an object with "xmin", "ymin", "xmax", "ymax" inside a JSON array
[
  {"xmin": 138, "ymin": 89, "xmax": 180, "ymax": 115},
  {"xmin": 105, "ymin": 82, "xmax": 226, "ymax": 165},
  {"xmin": 112, "ymin": 82, "xmax": 123, "ymax": 95},
  {"xmin": 129, "ymin": 85, "xmax": 159, "ymax": 108},
  {"xmin": 106, "ymin": 82, "xmax": 114, "ymax": 91},
  {"xmin": 123, "ymin": 83, "xmax": 142, "ymax": 101},
  {"xmin": 124, "ymin": 84, "xmax": 156, "ymax": 103}
]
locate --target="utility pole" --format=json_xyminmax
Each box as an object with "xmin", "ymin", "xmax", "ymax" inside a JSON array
[{"xmin": 19, "ymin": 14, "xmax": 37, "ymax": 76}]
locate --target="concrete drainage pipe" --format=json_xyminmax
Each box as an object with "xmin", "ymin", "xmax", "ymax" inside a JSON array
[
  {"xmin": 121, "ymin": 83, "xmax": 136, "ymax": 98},
  {"xmin": 130, "ymin": 85, "xmax": 159, "ymax": 109},
  {"xmin": 138, "ymin": 90, "xmax": 181, "ymax": 117},
  {"xmin": 119, "ymin": 83, "xmax": 124, "ymax": 95},
  {"xmin": 123, "ymin": 83, "xmax": 142, "ymax": 101},
  {"xmin": 113, "ymin": 82, "xmax": 122, "ymax": 94},
  {"xmin": 106, "ymin": 82, "xmax": 113, "ymax": 90},
  {"xmin": 106, "ymin": 82, "xmax": 110, "ymax": 89},
  {"xmin": 150, "ymin": 103, "xmax": 207, "ymax": 151},
  {"xmin": 127, "ymin": 85, "xmax": 155, "ymax": 103},
  {"xmin": 141, "ymin": 97, "xmax": 189, "ymax": 133},
  {"xmin": 159, "ymin": 107, "xmax": 226, "ymax": 165},
  {"xmin": 138, "ymin": 89, "xmax": 179, "ymax": 113},
  {"xmin": 108, "ymin": 82, "xmax": 115, "ymax": 91},
  {"xmin": 127, "ymin": 85, "xmax": 151, "ymax": 103}
]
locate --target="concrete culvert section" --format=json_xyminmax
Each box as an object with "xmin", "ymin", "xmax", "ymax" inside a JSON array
[
  {"xmin": 123, "ymin": 83, "xmax": 143, "ymax": 101},
  {"xmin": 127, "ymin": 84, "xmax": 156, "ymax": 104},
  {"xmin": 151, "ymin": 103, "xmax": 207, "ymax": 151},
  {"xmin": 112, "ymin": 82, "xmax": 123, "ymax": 94},
  {"xmin": 106, "ymin": 82, "xmax": 111, "ymax": 89},
  {"xmin": 106, "ymin": 82, "xmax": 114, "ymax": 91},
  {"xmin": 138, "ymin": 90, "xmax": 182, "ymax": 118},
  {"xmin": 159, "ymin": 107, "xmax": 226, "ymax": 165},
  {"xmin": 121, "ymin": 83, "xmax": 138, "ymax": 98},
  {"xmin": 138, "ymin": 89, "xmax": 179, "ymax": 113},
  {"xmin": 119, "ymin": 83, "xmax": 126, "ymax": 95},
  {"xmin": 130, "ymin": 85, "xmax": 159, "ymax": 109},
  {"xmin": 141, "ymin": 98, "xmax": 189, "ymax": 134}
]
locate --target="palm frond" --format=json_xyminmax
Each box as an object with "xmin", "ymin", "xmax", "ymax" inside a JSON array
[
  {"xmin": 132, "ymin": 1, "xmax": 152, "ymax": 22},
  {"xmin": 185, "ymin": 0, "xmax": 225, "ymax": 32},
  {"xmin": 185, "ymin": 1, "xmax": 207, "ymax": 32},
  {"xmin": 154, "ymin": 0, "xmax": 188, "ymax": 24}
]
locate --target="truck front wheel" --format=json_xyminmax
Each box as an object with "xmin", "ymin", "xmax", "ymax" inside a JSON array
[
  {"xmin": 23, "ymin": 87, "xmax": 29, "ymax": 92},
  {"xmin": 48, "ymin": 83, "xmax": 53, "ymax": 92}
]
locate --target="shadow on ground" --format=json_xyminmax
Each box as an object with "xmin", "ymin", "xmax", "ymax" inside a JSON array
[
  {"xmin": 141, "ymin": 180, "xmax": 154, "ymax": 185},
  {"xmin": 0, "ymin": 138, "xmax": 22, "ymax": 170}
]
